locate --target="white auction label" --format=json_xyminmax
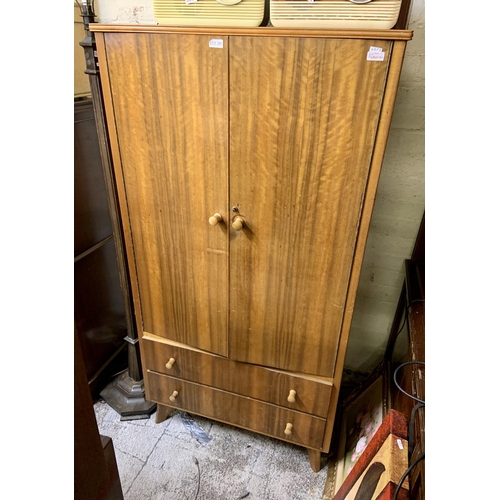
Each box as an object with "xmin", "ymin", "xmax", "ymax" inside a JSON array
[
  {"xmin": 209, "ymin": 39, "xmax": 224, "ymax": 49},
  {"xmin": 185, "ymin": 0, "xmax": 197, "ymax": 3},
  {"xmin": 367, "ymin": 51, "xmax": 385, "ymax": 61},
  {"xmin": 397, "ymin": 439, "xmax": 404, "ymax": 450}
]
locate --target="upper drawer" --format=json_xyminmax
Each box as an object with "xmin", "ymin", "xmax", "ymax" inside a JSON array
[{"xmin": 142, "ymin": 336, "xmax": 333, "ymax": 418}]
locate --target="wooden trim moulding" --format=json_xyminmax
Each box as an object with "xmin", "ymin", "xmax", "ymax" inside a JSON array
[{"xmin": 89, "ymin": 24, "xmax": 412, "ymax": 41}]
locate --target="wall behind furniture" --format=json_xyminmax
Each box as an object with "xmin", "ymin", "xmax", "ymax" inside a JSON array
[
  {"xmin": 347, "ymin": 0, "xmax": 425, "ymax": 373},
  {"xmin": 92, "ymin": 0, "xmax": 425, "ymax": 375}
]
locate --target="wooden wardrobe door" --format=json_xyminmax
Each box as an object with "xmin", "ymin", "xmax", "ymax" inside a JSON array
[
  {"xmin": 228, "ymin": 36, "xmax": 392, "ymax": 376},
  {"xmin": 103, "ymin": 33, "xmax": 229, "ymax": 356}
]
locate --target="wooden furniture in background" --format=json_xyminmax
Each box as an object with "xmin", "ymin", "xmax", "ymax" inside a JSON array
[
  {"xmin": 91, "ymin": 23, "xmax": 412, "ymax": 471},
  {"xmin": 74, "ymin": 98, "xmax": 128, "ymax": 399},
  {"xmin": 77, "ymin": 4, "xmax": 156, "ymax": 418},
  {"xmin": 75, "ymin": 328, "xmax": 124, "ymax": 500},
  {"xmin": 394, "ymin": 0, "xmax": 414, "ymax": 29},
  {"xmin": 385, "ymin": 213, "xmax": 425, "ymax": 499}
]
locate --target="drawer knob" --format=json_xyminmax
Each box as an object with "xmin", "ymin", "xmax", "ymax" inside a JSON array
[
  {"xmin": 166, "ymin": 358, "xmax": 176, "ymax": 369},
  {"xmin": 169, "ymin": 390, "xmax": 179, "ymax": 402},
  {"xmin": 284, "ymin": 423, "xmax": 293, "ymax": 436},
  {"xmin": 287, "ymin": 390, "xmax": 296, "ymax": 403},
  {"xmin": 209, "ymin": 213, "xmax": 223, "ymax": 226},
  {"xmin": 232, "ymin": 216, "xmax": 245, "ymax": 231}
]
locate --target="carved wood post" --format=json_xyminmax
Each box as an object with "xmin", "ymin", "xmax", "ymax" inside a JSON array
[{"xmin": 78, "ymin": 1, "xmax": 156, "ymax": 420}]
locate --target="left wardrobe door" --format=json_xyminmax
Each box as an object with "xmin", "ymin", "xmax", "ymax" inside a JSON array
[{"xmin": 102, "ymin": 33, "xmax": 229, "ymax": 356}]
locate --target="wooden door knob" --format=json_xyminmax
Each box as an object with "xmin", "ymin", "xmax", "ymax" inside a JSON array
[
  {"xmin": 232, "ymin": 216, "xmax": 245, "ymax": 231},
  {"xmin": 287, "ymin": 390, "xmax": 296, "ymax": 403},
  {"xmin": 166, "ymin": 358, "xmax": 176, "ymax": 369},
  {"xmin": 284, "ymin": 423, "xmax": 293, "ymax": 436},
  {"xmin": 209, "ymin": 213, "xmax": 223, "ymax": 226},
  {"xmin": 169, "ymin": 390, "xmax": 179, "ymax": 402}
]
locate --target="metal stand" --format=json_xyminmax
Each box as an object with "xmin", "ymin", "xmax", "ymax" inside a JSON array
[
  {"xmin": 100, "ymin": 373, "xmax": 153, "ymax": 421},
  {"xmin": 78, "ymin": 1, "xmax": 156, "ymax": 420}
]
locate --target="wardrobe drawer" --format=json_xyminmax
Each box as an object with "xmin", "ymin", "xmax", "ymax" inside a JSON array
[
  {"xmin": 147, "ymin": 371, "xmax": 327, "ymax": 450},
  {"xmin": 142, "ymin": 336, "xmax": 333, "ymax": 417}
]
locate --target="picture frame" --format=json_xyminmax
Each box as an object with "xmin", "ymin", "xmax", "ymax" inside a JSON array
[
  {"xmin": 332, "ymin": 409, "xmax": 410, "ymax": 500},
  {"xmin": 330, "ymin": 361, "xmax": 390, "ymax": 495}
]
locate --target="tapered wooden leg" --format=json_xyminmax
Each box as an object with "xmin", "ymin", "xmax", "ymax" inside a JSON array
[
  {"xmin": 308, "ymin": 449, "xmax": 322, "ymax": 473},
  {"xmin": 155, "ymin": 404, "xmax": 175, "ymax": 424}
]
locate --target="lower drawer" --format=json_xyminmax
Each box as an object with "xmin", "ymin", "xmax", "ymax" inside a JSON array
[{"xmin": 147, "ymin": 370, "xmax": 327, "ymax": 450}]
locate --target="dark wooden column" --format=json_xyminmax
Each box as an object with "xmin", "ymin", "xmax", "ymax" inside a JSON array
[
  {"xmin": 78, "ymin": 1, "xmax": 156, "ymax": 420},
  {"xmin": 75, "ymin": 327, "xmax": 124, "ymax": 500}
]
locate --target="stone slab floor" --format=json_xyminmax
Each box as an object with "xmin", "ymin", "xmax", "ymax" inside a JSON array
[{"xmin": 94, "ymin": 400, "xmax": 330, "ymax": 500}]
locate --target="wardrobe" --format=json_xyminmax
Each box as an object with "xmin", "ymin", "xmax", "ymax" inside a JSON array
[{"xmin": 91, "ymin": 24, "xmax": 412, "ymax": 471}]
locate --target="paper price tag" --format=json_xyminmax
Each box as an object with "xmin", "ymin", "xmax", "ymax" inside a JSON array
[
  {"xmin": 367, "ymin": 46, "xmax": 385, "ymax": 61},
  {"xmin": 367, "ymin": 52, "xmax": 385, "ymax": 61},
  {"xmin": 397, "ymin": 439, "xmax": 404, "ymax": 450},
  {"xmin": 185, "ymin": 0, "xmax": 197, "ymax": 4},
  {"xmin": 209, "ymin": 39, "xmax": 224, "ymax": 49}
]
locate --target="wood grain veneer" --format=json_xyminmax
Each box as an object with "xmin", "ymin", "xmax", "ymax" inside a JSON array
[
  {"xmin": 101, "ymin": 33, "xmax": 229, "ymax": 356},
  {"xmin": 321, "ymin": 39, "xmax": 409, "ymax": 452},
  {"xmin": 147, "ymin": 370, "xmax": 327, "ymax": 449},
  {"xmin": 229, "ymin": 36, "xmax": 391, "ymax": 376},
  {"xmin": 142, "ymin": 336, "xmax": 334, "ymax": 417}
]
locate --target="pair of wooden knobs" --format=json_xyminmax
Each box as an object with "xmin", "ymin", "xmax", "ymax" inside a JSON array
[
  {"xmin": 165, "ymin": 359, "xmax": 179, "ymax": 401},
  {"xmin": 285, "ymin": 391, "xmax": 296, "ymax": 435},
  {"xmin": 287, "ymin": 390, "xmax": 296, "ymax": 403},
  {"xmin": 209, "ymin": 213, "xmax": 244, "ymax": 231}
]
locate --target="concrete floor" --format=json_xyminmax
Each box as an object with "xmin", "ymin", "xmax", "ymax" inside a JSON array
[{"xmin": 94, "ymin": 400, "xmax": 331, "ymax": 500}]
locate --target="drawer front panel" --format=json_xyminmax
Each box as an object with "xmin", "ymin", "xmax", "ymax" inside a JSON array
[
  {"xmin": 142, "ymin": 337, "xmax": 333, "ymax": 417},
  {"xmin": 147, "ymin": 371, "xmax": 326, "ymax": 449}
]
